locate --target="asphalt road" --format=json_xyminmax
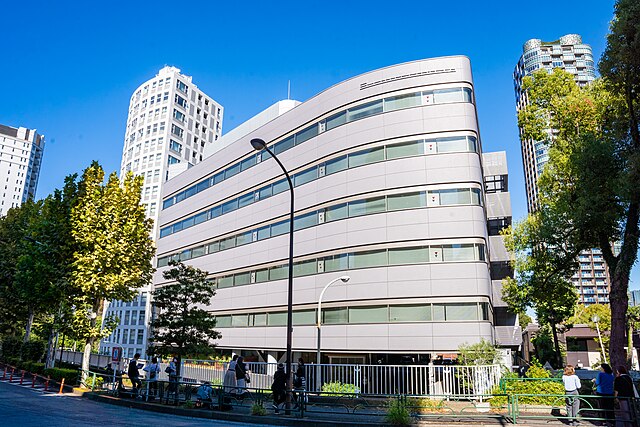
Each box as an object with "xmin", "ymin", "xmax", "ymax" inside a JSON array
[{"xmin": 0, "ymin": 379, "xmax": 269, "ymax": 427}]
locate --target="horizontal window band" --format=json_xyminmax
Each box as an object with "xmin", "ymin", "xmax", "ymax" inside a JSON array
[
  {"xmin": 161, "ymin": 85, "xmax": 474, "ymax": 211},
  {"xmin": 157, "ymin": 240, "xmax": 487, "ymax": 290},
  {"xmin": 213, "ymin": 301, "xmax": 491, "ymax": 328},
  {"xmin": 157, "ymin": 186, "xmax": 484, "ymax": 267},
  {"xmin": 158, "ymin": 134, "xmax": 480, "ymax": 239}
]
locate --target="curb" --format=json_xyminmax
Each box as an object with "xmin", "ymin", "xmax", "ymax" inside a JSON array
[{"xmin": 86, "ymin": 393, "xmax": 387, "ymax": 427}]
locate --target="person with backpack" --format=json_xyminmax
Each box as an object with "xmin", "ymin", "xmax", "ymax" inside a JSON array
[{"xmin": 143, "ymin": 356, "xmax": 161, "ymax": 399}]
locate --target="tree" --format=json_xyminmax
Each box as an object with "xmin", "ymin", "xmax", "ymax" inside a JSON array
[
  {"xmin": 458, "ymin": 339, "xmax": 499, "ymax": 365},
  {"xmin": 567, "ymin": 304, "xmax": 611, "ymax": 357},
  {"xmin": 531, "ymin": 325, "xmax": 562, "ymax": 366},
  {"xmin": 502, "ymin": 207, "xmax": 579, "ymax": 368},
  {"xmin": 147, "ymin": 261, "xmax": 220, "ymax": 376},
  {"xmin": 627, "ymin": 305, "xmax": 640, "ymax": 366},
  {"xmin": 71, "ymin": 162, "xmax": 154, "ymax": 377},
  {"xmin": 597, "ymin": 0, "xmax": 640, "ymax": 370}
]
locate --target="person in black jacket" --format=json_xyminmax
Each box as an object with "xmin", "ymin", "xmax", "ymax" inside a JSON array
[
  {"xmin": 271, "ymin": 363, "xmax": 287, "ymax": 414},
  {"xmin": 293, "ymin": 357, "xmax": 307, "ymax": 407},
  {"xmin": 614, "ymin": 366, "xmax": 636, "ymax": 427},
  {"xmin": 235, "ymin": 356, "xmax": 249, "ymax": 398},
  {"xmin": 127, "ymin": 353, "xmax": 142, "ymax": 393}
]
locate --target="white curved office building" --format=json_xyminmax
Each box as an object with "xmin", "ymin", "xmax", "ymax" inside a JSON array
[{"xmin": 154, "ymin": 56, "xmax": 518, "ymax": 364}]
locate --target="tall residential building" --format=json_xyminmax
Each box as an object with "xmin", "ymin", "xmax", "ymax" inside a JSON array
[
  {"xmin": 154, "ymin": 56, "xmax": 521, "ymax": 366},
  {"xmin": 99, "ymin": 66, "xmax": 224, "ymax": 359},
  {"xmin": 0, "ymin": 124, "xmax": 44, "ymax": 216},
  {"xmin": 513, "ymin": 35, "xmax": 608, "ymax": 305}
]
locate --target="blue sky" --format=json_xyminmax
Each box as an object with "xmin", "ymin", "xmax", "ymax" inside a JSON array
[{"xmin": 1, "ymin": 0, "xmax": 636, "ymax": 288}]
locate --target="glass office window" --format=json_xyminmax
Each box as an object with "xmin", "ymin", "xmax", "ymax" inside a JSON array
[
  {"xmin": 433, "ymin": 304, "xmax": 445, "ymax": 321},
  {"xmin": 389, "ymin": 305, "xmax": 432, "ymax": 322},
  {"xmin": 270, "ymin": 221, "xmax": 289, "ymax": 237},
  {"xmin": 437, "ymin": 137, "xmax": 469, "ymax": 153},
  {"xmin": 181, "ymin": 217, "xmax": 194, "ymax": 229},
  {"xmin": 222, "ymin": 199, "xmax": 238, "ymax": 214},
  {"xmin": 323, "ymin": 307, "xmax": 348, "ymax": 324},
  {"xmin": 386, "ymin": 140, "xmax": 424, "ymax": 159},
  {"xmin": 274, "ymin": 136, "xmax": 294, "ymax": 155},
  {"xmin": 348, "ymin": 249, "xmax": 387, "ymax": 269},
  {"xmin": 325, "ymin": 203, "xmax": 348, "ymax": 222},
  {"xmin": 213, "ymin": 171, "xmax": 225, "ymax": 184},
  {"xmin": 258, "ymin": 186, "xmax": 273, "ymax": 200},
  {"xmin": 192, "ymin": 246, "xmax": 206, "ymax": 258},
  {"xmin": 236, "ymin": 231, "xmax": 252, "ymax": 246},
  {"xmin": 219, "ymin": 236, "xmax": 236, "ymax": 251},
  {"xmin": 196, "ymin": 179, "xmax": 210, "ymax": 193},
  {"xmin": 347, "ymin": 100, "xmax": 383, "ymax": 121},
  {"xmin": 269, "ymin": 265, "xmax": 289, "ymax": 281},
  {"xmin": 389, "ymin": 247, "xmax": 429, "ymax": 265},
  {"xmin": 325, "ymin": 111, "xmax": 346, "ymax": 131},
  {"xmin": 293, "ymin": 260, "xmax": 317, "ymax": 277},
  {"xmin": 238, "ymin": 193, "xmax": 254, "ymax": 208},
  {"xmin": 216, "ymin": 316, "xmax": 232, "ymax": 327},
  {"xmin": 348, "ymin": 196, "xmax": 386, "ymax": 217},
  {"xmin": 293, "ymin": 310, "xmax": 316, "ymax": 325},
  {"xmin": 252, "ymin": 313, "xmax": 267, "ymax": 326},
  {"xmin": 217, "ymin": 276, "xmax": 234, "ymax": 289},
  {"xmin": 384, "ymin": 93, "xmax": 422, "ymax": 111},
  {"xmin": 294, "ymin": 212, "xmax": 317, "ymax": 230},
  {"xmin": 439, "ymin": 189, "xmax": 471, "ymax": 205},
  {"xmin": 433, "ymin": 88, "xmax": 463, "ymax": 103},
  {"xmin": 272, "ymin": 179, "xmax": 289, "ymax": 195},
  {"xmin": 208, "ymin": 241, "xmax": 220, "ymax": 253},
  {"xmin": 294, "ymin": 168, "xmax": 317, "ymax": 187},
  {"xmin": 349, "ymin": 146, "xmax": 384, "ymax": 167},
  {"xmin": 232, "ymin": 314, "xmax": 249, "ymax": 327},
  {"xmin": 234, "ymin": 272, "xmax": 251, "ymax": 286},
  {"xmin": 241, "ymin": 156, "xmax": 256, "ymax": 171},
  {"xmin": 210, "ymin": 205, "xmax": 222, "ymax": 218},
  {"xmin": 255, "ymin": 269, "xmax": 270, "ymax": 283},
  {"xmin": 257, "ymin": 226, "xmax": 271, "ymax": 240},
  {"xmin": 387, "ymin": 192, "xmax": 426, "ymax": 210},
  {"xmin": 295, "ymin": 125, "xmax": 318, "ymax": 144},
  {"xmin": 225, "ymin": 163, "xmax": 240, "ymax": 179},
  {"xmin": 349, "ymin": 306, "xmax": 388, "ymax": 323},
  {"xmin": 325, "ymin": 253, "xmax": 348, "ymax": 272},
  {"xmin": 471, "ymin": 188, "xmax": 482, "ymax": 205},
  {"xmin": 445, "ymin": 303, "xmax": 479, "ymax": 321},
  {"xmin": 193, "ymin": 211, "xmax": 208, "ymax": 225},
  {"xmin": 443, "ymin": 244, "xmax": 476, "ymax": 262},
  {"xmin": 268, "ymin": 312, "xmax": 287, "ymax": 326},
  {"xmin": 325, "ymin": 156, "xmax": 348, "ymax": 175}
]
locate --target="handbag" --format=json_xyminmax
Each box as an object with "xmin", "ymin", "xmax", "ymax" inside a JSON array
[
  {"xmin": 165, "ymin": 366, "xmax": 173, "ymax": 374},
  {"xmin": 245, "ymin": 373, "xmax": 251, "ymax": 384}
]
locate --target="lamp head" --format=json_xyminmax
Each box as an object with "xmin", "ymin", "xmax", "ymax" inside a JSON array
[
  {"xmin": 591, "ymin": 315, "xmax": 600, "ymax": 323},
  {"xmin": 339, "ymin": 276, "xmax": 350, "ymax": 283},
  {"xmin": 250, "ymin": 138, "xmax": 267, "ymax": 151}
]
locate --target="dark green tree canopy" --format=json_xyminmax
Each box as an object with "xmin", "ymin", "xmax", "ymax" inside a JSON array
[{"xmin": 148, "ymin": 261, "xmax": 220, "ymax": 364}]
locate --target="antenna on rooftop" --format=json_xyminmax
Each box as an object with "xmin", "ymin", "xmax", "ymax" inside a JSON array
[{"xmin": 287, "ymin": 80, "xmax": 291, "ymax": 100}]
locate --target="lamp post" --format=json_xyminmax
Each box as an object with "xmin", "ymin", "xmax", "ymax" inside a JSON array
[
  {"xmin": 316, "ymin": 275, "xmax": 350, "ymax": 390},
  {"xmin": 592, "ymin": 315, "xmax": 608, "ymax": 364},
  {"xmin": 250, "ymin": 138, "xmax": 295, "ymax": 412}
]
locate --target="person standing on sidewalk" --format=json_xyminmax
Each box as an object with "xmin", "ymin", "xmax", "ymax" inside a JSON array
[
  {"xmin": 594, "ymin": 363, "xmax": 615, "ymax": 426},
  {"xmin": 143, "ymin": 357, "xmax": 160, "ymax": 399},
  {"xmin": 271, "ymin": 363, "xmax": 286, "ymax": 414},
  {"xmin": 614, "ymin": 366, "xmax": 637, "ymax": 427},
  {"xmin": 293, "ymin": 357, "xmax": 307, "ymax": 407},
  {"xmin": 127, "ymin": 353, "xmax": 142, "ymax": 395},
  {"xmin": 562, "ymin": 365, "xmax": 582, "ymax": 426}
]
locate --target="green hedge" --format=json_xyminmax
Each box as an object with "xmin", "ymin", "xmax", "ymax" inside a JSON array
[
  {"xmin": 490, "ymin": 368, "xmax": 564, "ymax": 406},
  {"xmin": 43, "ymin": 367, "xmax": 78, "ymax": 384},
  {"xmin": 321, "ymin": 381, "xmax": 359, "ymax": 396},
  {"xmin": 0, "ymin": 336, "xmax": 23, "ymax": 359}
]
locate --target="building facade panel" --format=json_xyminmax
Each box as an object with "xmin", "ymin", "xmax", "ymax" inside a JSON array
[{"xmin": 154, "ymin": 56, "xmax": 513, "ymax": 362}]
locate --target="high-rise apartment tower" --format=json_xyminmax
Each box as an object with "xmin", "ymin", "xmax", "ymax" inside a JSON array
[
  {"xmin": 513, "ymin": 35, "xmax": 607, "ymax": 305},
  {"xmin": 0, "ymin": 124, "xmax": 44, "ymax": 216},
  {"xmin": 100, "ymin": 66, "xmax": 223, "ymax": 358}
]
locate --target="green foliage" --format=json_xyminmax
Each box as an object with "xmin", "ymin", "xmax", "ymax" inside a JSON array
[
  {"xmin": 182, "ymin": 400, "xmax": 195, "ymax": 409},
  {"xmin": 84, "ymin": 375, "xmax": 104, "ymax": 389},
  {"xmin": 531, "ymin": 326, "xmax": 564, "ymax": 367},
  {"xmin": 519, "ymin": 313, "xmax": 533, "ymax": 330},
  {"xmin": 526, "ymin": 363, "xmax": 551, "ymax": 379},
  {"xmin": 458, "ymin": 339, "xmax": 499, "ymax": 365},
  {"xmin": 385, "ymin": 399, "xmax": 412, "ymax": 425},
  {"xmin": 0, "ymin": 336, "xmax": 23, "ymax": 359},
  {"xmin": 321, "ymin": 381, "xmax": 359, "ymax": 396},
  {"xmin": 20, "ymin": 339, "xmax": 46, "ymax": 362},
  {"xmin": 148, "ymin": 261, "xmax": 220, "ymax": 366},
  {"xmin": 406, "ymin": 397, "xmax": 445, "ymax": 414},
  {"xmin": 43, "ymin": 367, "xmax": 78, "ymax": 384},
  {"xmin": 491, "ymin": 362, "xmax": 563, "ymax": 407},
  {"xmin": 251, "ymin": 402, "xmax": 267, "ymax": 416}
]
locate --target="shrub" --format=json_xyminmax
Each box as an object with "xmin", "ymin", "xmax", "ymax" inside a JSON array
[
  {"xmin": 526, "ymin": 364, "xmax": 551, "ymax": 379},
  {"xmin": 21, "ymin": 361, "xmax": 45, "ymax": 374},
  {"xmin": 321, "ymin": 381, "xmax": 359, "ymax": 396},
  {"xmin": 0, "ymin": 336, "xmax": 23, "ymax": 359},
  {"xmin": 386, "ymin": 399, "xmax": 412, "ymax": 425},
  {"xmin": 43, "ymin": 367, "xmax": 78, "ymax": 384},
  {"xmin": 183, "ymin": 400, "xmax": 195, "ymax": 409},
  {"xmin": 407, "ymin": 397, "xmax": 445, "ymax": 414},
  {"xmin": 251, "ymin": 402, "xmax": 267, "ymax": 416},
  {"xmin": 21, "ymin": 340, "xmax": 46, "ymax": 362},
  {"xmin": 84, "ymin": 375, "xmax": 104, "ymax": 389}
]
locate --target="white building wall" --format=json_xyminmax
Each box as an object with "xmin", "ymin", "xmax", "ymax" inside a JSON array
[
  {"xmin": 153, "ymin": 57, "xmax": 502, "ymax": 359},
  {"xmin": 0, "ymin": 125, "xmax": 44, "ymax": 216}
]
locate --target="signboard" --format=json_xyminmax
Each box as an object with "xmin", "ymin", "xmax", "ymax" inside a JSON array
[{"xmin": 111, "ymin": 346, "xmax": 123, "ymax": 362}]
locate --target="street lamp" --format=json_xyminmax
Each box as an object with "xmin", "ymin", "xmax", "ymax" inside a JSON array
[
  {"xmin": 316, "ymin": 275, "xmax": 350, "ymax": 390},
  {"xmin": 250, "ymin": 138, "xmax": 295, "ymax": 412},
  {"xmin": 592, "ymin": 315, "xmax": 608, "ymax": 364}
]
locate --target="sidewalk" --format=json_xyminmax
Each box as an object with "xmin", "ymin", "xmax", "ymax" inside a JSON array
[{"xmin": 86, "ymin": 392, "xmax": 577, "ymax": 426}]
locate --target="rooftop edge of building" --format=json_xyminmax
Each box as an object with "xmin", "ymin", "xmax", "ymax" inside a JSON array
[{"xmin": 523, "ymin": 34, "xmax": 584, "ymax": 52}]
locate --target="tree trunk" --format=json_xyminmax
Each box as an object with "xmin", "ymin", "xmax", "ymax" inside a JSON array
[
  {"xmin": 24, "ymin": 308, "xmax": 35, "ymax": 343},
  {"xmin": 82, "ymin": 341, "xmax": 92, "ymax": 382},
  {"xmin": 45, "ymin": 325, "xmax": 56, "ymax": 369},
  {"xmin": 627, "ymin": 323, "xmax": 634, "ymax": 367},
  {"xmin": 176, "ymin": 355, "xmax": 182, "ymax": 378},
  {"xmin": 551, "ymin": 322, "xmax": 562, "ymax": 369}
]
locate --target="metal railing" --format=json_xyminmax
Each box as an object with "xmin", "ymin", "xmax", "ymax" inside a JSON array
[{"xmin": 56, "ymin": 351, "xmax": 502, "ymax": 398}]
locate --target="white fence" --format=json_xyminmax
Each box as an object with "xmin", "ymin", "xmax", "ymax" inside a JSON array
[{"xmin": 56, "ymin": 350, "xmax": 502, "ymax": 397}]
